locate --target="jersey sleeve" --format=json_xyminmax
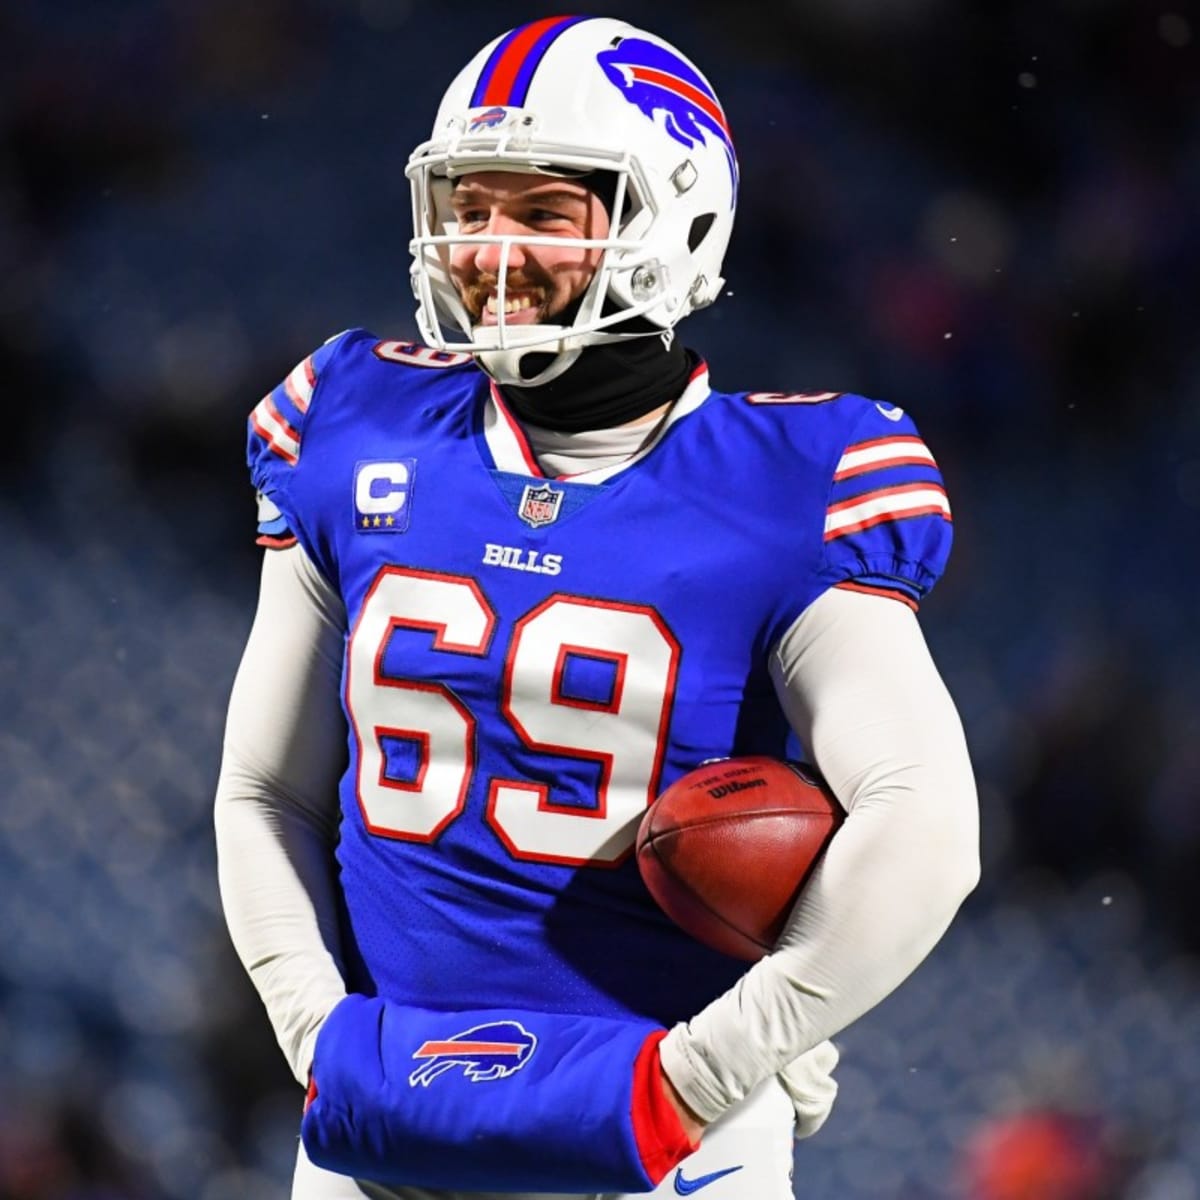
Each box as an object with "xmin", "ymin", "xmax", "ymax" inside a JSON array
[
  {"xmin": 819, "ymin": 400, "xmax": 953, "ymax": 609},
  {"xmin": 246, "ymin": 329, "xmax": 358, "ymax": 550}
]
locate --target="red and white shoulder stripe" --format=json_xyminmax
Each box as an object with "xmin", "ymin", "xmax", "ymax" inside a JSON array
[
  {"xmin": 825, "ymin": 480, "xmax": 951, "ymax": 541},
  {"xmin": 833, "ymin": 435, "xmax": 937, "ymax": 481},
  {"xmin": 283, "ymin": 356, "xmax": 316, "ymax": 413},
  {"xmin": 251, "ymin": 353, "xmax": 317, "ymax": 466},
  {"xmin": 250, "ymin": 395, "xmax": 300, "ymax": 465}
]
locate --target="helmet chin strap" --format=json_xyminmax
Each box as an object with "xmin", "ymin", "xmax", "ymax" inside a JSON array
[{"xmin": 476, "ymin": 342, "xmax": 585, "ymax": 388}]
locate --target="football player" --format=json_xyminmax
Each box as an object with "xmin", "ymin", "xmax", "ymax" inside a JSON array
[{"xmin": 214, "ymin": 16, "xmax": 980, "ymax": 1200}]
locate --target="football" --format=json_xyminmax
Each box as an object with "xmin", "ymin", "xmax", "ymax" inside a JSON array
[{"xmin": 636, "ymin": 756, "xmax": 844, "ymax": 961}]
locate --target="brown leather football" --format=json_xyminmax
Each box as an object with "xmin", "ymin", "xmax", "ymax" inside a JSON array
[{"xmin": 636, "ymin": 756, "xmax": 844, "ymax": 961}]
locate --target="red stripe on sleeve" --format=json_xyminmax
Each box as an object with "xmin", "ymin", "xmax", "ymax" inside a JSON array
[
  {"xmin": 834, "ymin": 581, "xmax": 919, "ymax": 612},
  {"xmin": 256, "ymin": 533, "xmax": 299, "ymax": 550},
  {"xmin": 629, "ymin": 1031, "xmax": 698, "ymax": 1186}
]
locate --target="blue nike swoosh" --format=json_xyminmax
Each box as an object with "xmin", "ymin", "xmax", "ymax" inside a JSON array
[{"xmin": 673, "ymin": 1165, "xmax": 744, "ymax": 1195}]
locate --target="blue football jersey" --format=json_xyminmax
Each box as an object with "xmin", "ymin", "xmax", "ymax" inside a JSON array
[{"xmin": 247, "ymin": 330, "xmax": 953, "ymax": 1028}]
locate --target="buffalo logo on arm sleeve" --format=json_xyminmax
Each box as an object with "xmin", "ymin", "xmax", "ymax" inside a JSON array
[{"xmin": 408, "ymin": 1020, "xmax": 539, "ymax": 1086}]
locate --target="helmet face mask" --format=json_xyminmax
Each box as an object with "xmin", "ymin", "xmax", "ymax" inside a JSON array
[{"xmin": 405, "ymin": 16, "xmax": 737, "ymax": 386}]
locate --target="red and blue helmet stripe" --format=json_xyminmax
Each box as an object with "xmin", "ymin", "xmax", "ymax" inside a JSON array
[
  {"xmin": 465, "ymin": 17, "xmax": 737, "ymax": 202},
  {"xmin": 470, "ymin": 15, "xmax": 593, "ymax": 107}
]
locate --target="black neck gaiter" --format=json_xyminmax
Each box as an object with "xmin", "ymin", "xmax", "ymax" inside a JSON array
[{"xmin": 498, "ymin": 336, "xmax": 695, "ymax": 433}]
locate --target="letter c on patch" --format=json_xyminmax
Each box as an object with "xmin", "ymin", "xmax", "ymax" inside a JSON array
[
  {"xmin": 354, "ymin": 459, "xmax": 416, "ymax": 532},
  {"xmin": 357, "ymin": 462, "xmax": 409, "ymax": 514}
]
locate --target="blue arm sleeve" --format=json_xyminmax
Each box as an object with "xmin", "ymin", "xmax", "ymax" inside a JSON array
[{"xmin": 300, "ymin": 995, "xmax": 693, "ymax": 1192}]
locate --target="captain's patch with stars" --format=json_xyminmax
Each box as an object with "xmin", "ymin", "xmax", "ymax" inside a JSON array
[{"xmin": 354, "ymin": 460, "xmax": 416, "ymax": 532}]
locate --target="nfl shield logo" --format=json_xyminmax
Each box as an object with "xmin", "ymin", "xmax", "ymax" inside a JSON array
[{"xmin": 518, "ymin": 484, "xmax": 563, "ymax": 528}]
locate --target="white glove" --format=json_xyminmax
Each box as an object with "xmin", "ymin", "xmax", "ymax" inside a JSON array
[{"xmin": 778, "ymin": 1039, "xmax": 839, "ymax": 1139}]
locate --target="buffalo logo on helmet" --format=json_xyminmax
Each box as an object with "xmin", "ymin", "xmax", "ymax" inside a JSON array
[
  {"xmin": 468, "ymin": 105, "xmax": 510, "ymax": 132},
  {"xmin": 408, "ymin": 1020, "xmax": 538, "ymax": 1087},
  {"xmin": 596, "ymin": 38, "xmax": 738, "ymax": 199}
]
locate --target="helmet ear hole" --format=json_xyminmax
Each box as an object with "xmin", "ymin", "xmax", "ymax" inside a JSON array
[{"xmin": 688, "ymin": 213, "xmax": 716, "ymax": 253}]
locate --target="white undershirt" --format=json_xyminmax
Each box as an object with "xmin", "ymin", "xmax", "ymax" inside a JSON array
[
  {"xmin": 214, "ymin": 434, "xmax": 979, "ymax": 1119},
  {"xmin": 520, "ymin": 418, "xmax": 665, "ymax": 477}
]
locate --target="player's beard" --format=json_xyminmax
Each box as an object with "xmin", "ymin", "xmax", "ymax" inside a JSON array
[{"xmin": 458, "ymin": 272, "xmax": 552, "ymax": 326}]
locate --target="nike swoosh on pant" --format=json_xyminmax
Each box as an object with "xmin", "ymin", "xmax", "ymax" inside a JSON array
[{"xmin": 673, "ymin": 1165, "xmax": 744, "ymax": 1195}]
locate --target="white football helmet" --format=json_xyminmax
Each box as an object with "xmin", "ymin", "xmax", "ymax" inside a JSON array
[{"xmin": 406, "ymin": 16, "xmax": 738, "ymax": 385}]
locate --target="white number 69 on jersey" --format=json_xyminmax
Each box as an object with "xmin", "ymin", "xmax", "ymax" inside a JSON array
[{"xmin": 345, "ymin": 567, "xmax": 680, "ymax": 866}]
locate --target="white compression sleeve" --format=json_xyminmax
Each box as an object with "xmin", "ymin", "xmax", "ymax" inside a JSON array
[
  {"xmin": 214, "ymin": 545, "xmax": 350, "ymax": 1086},
  {"xmin": 659, "ymin": 586, "xmax": 980, "ymax": 1122}
]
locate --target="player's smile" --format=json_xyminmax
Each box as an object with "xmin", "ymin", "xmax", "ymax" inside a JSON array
[
  {"xmin": 458, "ymin": 274, "xmax": 551, "ymax": 326},
  {"xmin": 447, "ymin": 171, "xmax": 609, "ymax": 326},
  {"xmin": 483, "ymin": 290, "xmax": 539, "ymax": 324}
]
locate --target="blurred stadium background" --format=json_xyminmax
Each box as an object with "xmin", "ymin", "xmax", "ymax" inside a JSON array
[{"xmin": 2, "ymin": 0, "xmax": 1198, "ymax": 1196}]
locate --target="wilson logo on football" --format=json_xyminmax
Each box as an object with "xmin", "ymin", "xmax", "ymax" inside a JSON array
[{"xmin": 408, "ymin": 1020, "xmax": 538, "ymax": 1087}]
